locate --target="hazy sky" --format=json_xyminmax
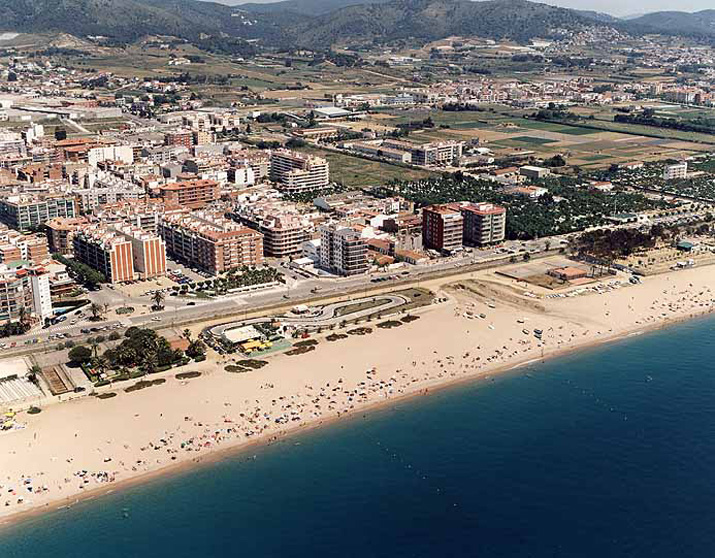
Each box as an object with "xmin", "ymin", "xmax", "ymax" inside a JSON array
[
  {"xmin": 228, "ymin": 0, "xmax": 711, "ymax": 16},
  {"xmin": 543, "ymin": 0, "xmax": 709, "ymax": 17}
]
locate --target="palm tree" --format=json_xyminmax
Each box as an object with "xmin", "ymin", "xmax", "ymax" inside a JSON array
[
  {"xmin": 90, "ymin": 302, "xmax": 104, "ymax": 322},
  {"xmin": 93, "ymin": 355, "xmax": 109, "ymax": 377},
  {"xmin": 89, "ymin": 337, "xmax": 101, "ymax": 358},
  {"xmin": 143, "ymin": 357, "xmax": 156, "ymax": 375},
  {"xmin": 151, "ymin": 291, "xmax": 165, "ymax": 310},
  {"xmin": 18, "ymin": 306, "xmax": 28, "ymax": 326},
  {"xmin": 183, "ymin": 329, "xmax": 192, "ymax": 341},
  {"xmin": 27, "ymin": 364, "xmax": 42, "ymax": 385}
]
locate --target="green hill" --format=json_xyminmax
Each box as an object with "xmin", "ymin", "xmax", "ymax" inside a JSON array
[
  {"xmin": 625, "ymin": 10, "xmax": 715, "ymax": 38},
  {"xmin": 294, "ymin": 0, "xmax": 604, "ymax": 47}
]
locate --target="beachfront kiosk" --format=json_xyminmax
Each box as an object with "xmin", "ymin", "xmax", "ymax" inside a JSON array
[{"xmin": 220, "ymin": 325, "xmax": 272, "ymax": 355}]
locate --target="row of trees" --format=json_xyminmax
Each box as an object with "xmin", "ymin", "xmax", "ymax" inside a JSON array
[
  {"xmin": 53, "ymin": 253, "xmax": 106, "ymax": 288},
  {"xmin": 614, "ymin": 109, "xmax": 715, "ymax": 136},
  {"xmin": 0, "ymin": 319, "xmax": 30, "ymax": 338},
  {"xmin": 158, "ymin": 266, "xmax": 283, "ymax": 300},
  {"xmin": 574, "ymin": 227, "xmax": 663, "ymax": 259}
]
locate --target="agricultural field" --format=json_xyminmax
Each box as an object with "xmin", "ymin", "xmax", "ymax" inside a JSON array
[{"xmin": 348, "ymin": 105, "xmax": 713, "ymax": 170}]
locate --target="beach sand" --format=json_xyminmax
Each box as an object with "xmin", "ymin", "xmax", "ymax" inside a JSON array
[{"xmin": 1, "ymin": 263, "xmax": 714, "ymax": 526}]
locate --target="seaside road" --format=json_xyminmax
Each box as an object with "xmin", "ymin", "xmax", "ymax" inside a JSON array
[{"xmin": 207, "ymin": 294, "xmax": 409, "ymax": 338}]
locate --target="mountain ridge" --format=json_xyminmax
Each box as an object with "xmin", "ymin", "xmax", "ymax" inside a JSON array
[{"xmin": 1, "ymin": 0, "xmax": 715, "ymax": 51}]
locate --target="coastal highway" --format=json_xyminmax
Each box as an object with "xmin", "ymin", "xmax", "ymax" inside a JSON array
[{"xmin": 3, "ymin": 239, "xmax": 567, "ymax": 363}]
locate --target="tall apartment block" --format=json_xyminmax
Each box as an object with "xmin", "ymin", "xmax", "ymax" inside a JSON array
[
  {"xmin": 72, "ymin": 226, "xmax": 136, "ymax": 284},
  {"xmin": 0, "ymin": 263, "xmax": 52, "ymax": 323},
  {"xmin": 45, "ymin": 217, "xmax": 88, "ymax": 255},
  {"xmin": 319, "ymin": 224, "xmax": 368, "ymax": 276},
  {"xmin": 231, "ymin": 208, "xmax": 310, "ymax": 258},
  {"xmin": 269, "ymin": 149, "xmax": 329, "ymax": 193},
  {"xmin": 158, "ymin": 212, "xmax": 263, "ymax": 275},
  {"xmin": 0, "ymin": 195, "xmax": 77, "ymax": 231},
  {"xmin": 157, "ymin": 179, "xmax": 220, "ymax": 209},
  {"xmin": 422, "ymin": 204, "xmax": 464, "ymax": 253},
  {"xmin": 663, "ymin": 162, "xmax": 688, "ymax": 180},
  {"xmin": 113, "ymin": 224, "xmax": 167, "ymax": 280},
  {"xmin": 458, "ymin": 202, "xmax": 506, "ymax": 246}
]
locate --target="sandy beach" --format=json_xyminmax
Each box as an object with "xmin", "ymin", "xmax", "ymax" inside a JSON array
[{"xmin": 2, "ymin": 262, "xmax": 714, "ymax": 527}]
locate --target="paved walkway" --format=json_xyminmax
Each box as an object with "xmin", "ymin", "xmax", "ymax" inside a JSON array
[{"xmin": 207, "ymin": 294, "xmax": 409, "ymax": 338}]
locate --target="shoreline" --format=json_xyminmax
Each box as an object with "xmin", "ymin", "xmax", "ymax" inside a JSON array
[
  {"xmin": 2, "ymin": 304, "xmax": 712, "ymax": 532},
  {"xmin": 0, "ymin": 266, "xmax": 715, "ymax": 531}
]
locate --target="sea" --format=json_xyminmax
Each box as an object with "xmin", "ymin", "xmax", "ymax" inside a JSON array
[{"xmin": 2, "ymin": 315, "xmax": 715, "ymax": 557}]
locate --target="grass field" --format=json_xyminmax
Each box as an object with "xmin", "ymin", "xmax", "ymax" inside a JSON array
[
  {"xmin": 579, "ymin": 154, "xmax": 613, "ymax": 162},
  {"xmin": 514, "ymin": 119, "xmax": 597, "ymax": 135},
  {"xmin": 299, "ymin": 146, "xmax": 435, "ymax": 188},
  {"xmin": 508, "ymin": 136, "xmax": 559, "ymax": 145}
]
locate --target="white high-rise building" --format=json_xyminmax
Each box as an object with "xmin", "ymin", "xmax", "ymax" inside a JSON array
[
  {"xmin": 319, "ymin": 224, "xmax": 368, "ymax": 276},
  {"xmin": 29, "ymin": 271, "xmax": 52, "ymax": 321},
  {"xmin": 270, "ymin": 149, "xmax": 329, "ymax": 193},
  {"xmin": 663, "ymin": 162, "xmax": 688, "ymax": 180}
]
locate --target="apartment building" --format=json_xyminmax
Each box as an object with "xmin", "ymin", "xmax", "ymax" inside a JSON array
[
  {"xmin": 165, "ymin": 130, "xmax": 193, "ymax": 149},
  {"xmin": 87, "ymin": 145, "xmax": 134, "ymax": 168},
  {"xmin": 269, "ymin": 149, "xmax": 329, "ymax": 193},
  {"xmin": 0, "ymin": 243, "xmax": 20, "ymax": 263},
  {"xmin": 93, "ymin": 201, "xmax": 188, "ymax": 234},
  {"xmin": 259, "ymin": 213, "xmax": 311, "ymax": 258},
  {"xmin": 157, "ymin": 179, "xmax": 220, "ymax": 209},
  {"xmin": 411, "ymin": 141, "xmax": 463, "ymax": 166},
  {"xmin": 233, "ymin": 207, "xmax": 310, "ymax": 258},
  {"xmin": 0, "ymin": 195, "xmax": 78, "ymax": 231},
  {"xmin": 422, "ymin": 204, "xmax": 464, "ymax": 253},
  {"xmin": 45, "ymin": 216, "xmax": 88, "ymax": 255},
  {"xmin": 158, "ymin": 212, "xmax": 263, "ymax": 275},
  {"xmin": 193, "ymin": 130, "xmax": 213, "ymax": 146},
  {"xmin": 72, "ymin": 226, "xmax": 136, "ymax": 284},
  {"xmin": 141, "ymin": 145, "xmax": 189, "ymax": 164},
  {"xmin": 182, "ymin": 158, "xmax": 228, "ymax": 183},
  {"xmin": 458, "ymin": 202, "xmax": 506, "ymax": 246},
  {"xmin": 74, "ymin": 173, "xmax": 145, "ymax": 211},
  {"xmin": 231, "ymin": 151, "xmax": 270, "ymax": 181},
  {"xmin": 350, "ymin": 141, "xmax": 412, "ymax": 164},
  {"xmin": 319, "ymin": 224, "xmax": 368, "ymax": 276},
  {"xmin": 113, "ymin": 224, "xmax": 167, "ymax": 280},
  {"xmin": 0, "ymin": 231, "xmax": 50, "ymax": 264},
  {"xmin": 0, "ymin": 263, "xmax": 52, "ymax": 323},
  {"xmin": 228, "ymin": 164, "xmax": 256, "ymax": 187},
  {"xmin": 663, "ymin": 162, "xmax": 688, "ymax": 180},
  {"xmin": 17, "ymin": 162, "xmax": 64, "ymax": 183}
]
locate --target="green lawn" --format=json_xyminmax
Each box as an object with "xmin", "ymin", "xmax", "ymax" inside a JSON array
[{"xmin": 300, "ymin": 147, "xmax": 435, "ymax": 188}]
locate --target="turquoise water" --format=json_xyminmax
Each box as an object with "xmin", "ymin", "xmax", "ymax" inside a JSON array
[{"xmin": 2, "ymin": 316, "xmax": 715, "ymax": 557}]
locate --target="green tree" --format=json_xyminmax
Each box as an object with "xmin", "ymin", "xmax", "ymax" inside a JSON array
[
  {"xmin": 27, "ymin": 364, "xmax": 42, "ymax": 385},
  {"xmin": 151, "ymin": 291, "xmax": 165, "ymax": 310},
  {"xmin": 90, "ymin": 302, "xmax": 104, "ymax": 321},
  {"xmin": 186, "ymin": 338, "xmax": 206, "ymax": 359},
  {"xmin": 68, "ymin": 345, "xmax": 93, "ymax": 364}
]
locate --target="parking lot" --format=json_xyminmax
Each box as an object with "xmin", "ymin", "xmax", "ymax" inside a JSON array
[{"xmin": 166, "ymin": 258, "xmax": 208, "ymax": 283}]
